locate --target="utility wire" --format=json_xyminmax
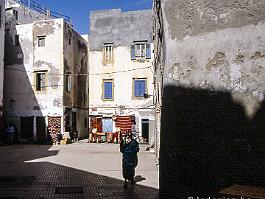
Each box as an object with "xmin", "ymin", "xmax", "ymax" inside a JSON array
[{"xmin": 4, "ymin": 66, "xmax": 153, "ymax": 76}]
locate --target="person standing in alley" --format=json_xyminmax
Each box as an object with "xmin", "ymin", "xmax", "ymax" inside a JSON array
[
  {"xmin": 5, "ymin": 123, "xmax": 15, "ymax": 145},
  {"xmin": 120, "ymin": 132, "xmax": 140, "ymax": 188}
]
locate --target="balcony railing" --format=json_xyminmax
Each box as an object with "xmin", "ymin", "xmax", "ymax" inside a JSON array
[{"xmin": 16, "ymin": 0, "xmax": 71, "ymax": 22}]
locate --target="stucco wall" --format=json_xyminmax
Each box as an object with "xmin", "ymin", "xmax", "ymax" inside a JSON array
[
  {"xmin": 89, "ymin": 45, "xmax": 154, "ymax": 109},
  {"xmin": 162, "ymin": 0, "xmax": 265, "ymax": 116},
  {"xmin": 4, "ymin": 19, "xmax": 65, "ymax": 137},
  {"xmin": 0, "ymin": 0, "xmax": 4, "ymax": 109},
  {"xmin": 158, "ymin": 0, "xmax": 265, "ymax": 197},
  {"xmin": 5, "ymin": 0, "xmax": 52, "ymax": 25},
  {"xmin": 32, "ymin": 19, "xmax": 64, "ymax": 116},
  {"xmin": 63, "ymin": 22, "xmax": 89, "ymax": 138},
  {"xmin": 89, "ymin": 9, "xmax": 153, "ymax": 51},
  {"xmin": 89, "ymin": 9, "xmax": 155, "ymax": 143}
]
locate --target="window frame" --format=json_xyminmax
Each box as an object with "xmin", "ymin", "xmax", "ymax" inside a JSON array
[
  {"xmin": 37, "ymin": 36, "xmax": 46, "ymax": 47},
  {"xmin": 102, "ymin": 79, "xmax": 114, "ymax": 101},
  {"xmin": 135, "ymin": 43, "xmax": 146, "ymax": 58},
  {"xmin": 14, "ymin": 35, "xmax": 19, "ymax": 46},
  {"xmin": 103, "ymin": 43, "xmax": 114, "ymax": 64},
  {"xmin": 65, "ymin": 73, "xmax": 71, "ymax": 93},
  {"xmin": 35, "ymin": 71, "xmax": 47, "ymax": 92},
  {"xmin": 13, "ymin": 9, "xmax": 18, "ymax": 20},
  {"xmin": 131, "ymin": 41, "xmax": 151, "ymax": 60},
  {"xmin": 132, "ymin": 78, "xmax": 147, "ymax": 99}
]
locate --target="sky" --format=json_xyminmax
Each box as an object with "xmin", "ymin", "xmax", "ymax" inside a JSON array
[{"xmin": 35, "ymin": 0, "xmax": 153, "ymax": 35}]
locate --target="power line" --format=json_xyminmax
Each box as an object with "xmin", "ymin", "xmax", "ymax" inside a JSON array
[{"xmin": 4, "ymin": 66, "xmax": 153, "ymax": 76}]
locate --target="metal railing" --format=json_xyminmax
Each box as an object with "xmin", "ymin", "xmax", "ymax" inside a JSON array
[{"xmin": 17, "ymin": 0, "xmax": 71, "ymax": 22}]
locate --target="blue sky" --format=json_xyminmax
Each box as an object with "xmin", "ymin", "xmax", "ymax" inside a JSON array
[{"xmin": 35, "ymin": 0, "xmax": 153, "ymax": 35}]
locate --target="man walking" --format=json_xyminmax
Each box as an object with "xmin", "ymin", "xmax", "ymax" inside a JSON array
[{"xmin": 120, "ymin": 132, "xmax": 140, "ymax": 188}]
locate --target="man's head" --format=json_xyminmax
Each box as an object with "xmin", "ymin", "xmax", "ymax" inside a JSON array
[{"xmin": 125, "ymin": 135, "xmax": 131, "ymax": 144}]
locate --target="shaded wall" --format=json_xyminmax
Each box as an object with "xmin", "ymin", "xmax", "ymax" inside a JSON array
[
  {"xmin": 4, "ymin": 19, "xmax": 64, "ymax": 140},
  {"xmin": 4, "ymin": 23, "xmax": 43, "ymax": 141},
  {"xmin": 63, "ymin": 22, "xmax": 89, "ymax": 139},
  {"xmin": 157, "ymin": 0, "xmax": 265, "ymax": 197},
  {"xmin": 0, "ymin": 0, "xmax": 5, "ymax": 125}
]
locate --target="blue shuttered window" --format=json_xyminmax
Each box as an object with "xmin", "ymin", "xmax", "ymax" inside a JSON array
[
  {"xmin": 131, "ymin": 45, "xmax": 136, "ymax": 60},
  {"xmin": 103, "ymin": 80, "xmax": 113, "ymax": 100},
  {"xmin": 146, "ymin": 43, "xmax": 151, "ymax": 59},
  {"xmin": 131, "ymin": 43, "xmax": 151, "ymax": 60},
  {"xmin": 134, "ymin": 79, "xmax": 146, "ymax": 97}
]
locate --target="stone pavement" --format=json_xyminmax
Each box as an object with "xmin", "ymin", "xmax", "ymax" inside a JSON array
[{"xmin": 0, "ymin": 140, "xmax": 159, "ymax": 199}]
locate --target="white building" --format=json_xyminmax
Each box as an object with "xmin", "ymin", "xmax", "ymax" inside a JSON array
[
  {"xmin": 4, "ymin": 1, "xmax": 88, "ymax": 143},
  {"xmin": 89, "ymin": 9, "xmax": 155, "ymax": 144}
]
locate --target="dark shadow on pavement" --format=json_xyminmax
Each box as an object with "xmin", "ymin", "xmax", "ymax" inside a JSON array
[
  {"xmin": 160, "ymin": 85, "xmax": 265, "ymax": 198},
  {"xmin": 134, "ymin": 175, "xmax": 146, "ymax": 183}
]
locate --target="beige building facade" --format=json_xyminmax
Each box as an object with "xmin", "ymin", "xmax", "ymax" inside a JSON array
[
  {"xmin": 89, "ymin": 9, "xmax": 155, "ymax": 144},
  {"xmin": 4, "ymin": 1, "xmax": 88, "ymax": 143}
]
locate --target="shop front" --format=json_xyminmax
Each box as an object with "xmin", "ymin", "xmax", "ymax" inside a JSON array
[{"xmin": 89, "ymin": 114, "xmax": 135, "ymax": 143}]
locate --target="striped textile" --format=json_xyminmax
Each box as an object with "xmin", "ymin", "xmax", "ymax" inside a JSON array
[{"xmin": 115, "ymin": 116, "xmax": 133, "ymax": 132}]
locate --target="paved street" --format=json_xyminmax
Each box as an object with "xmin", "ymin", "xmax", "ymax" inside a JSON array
[{"xmin": 0, "ymin": 140, "xmax": 158, "ymax": 199}]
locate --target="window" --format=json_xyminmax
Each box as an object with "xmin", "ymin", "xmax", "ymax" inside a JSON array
[
  {"xmin": 103, "ymin": 79, "xmax": 113, "ymax": 100},
  {"xmin": 103, "ymin": 43, "xmax": 114, "ymax": 64},
  {"xmin": 35, "ymin": 72, "xmax": 46, "ymax": 91},
  {"xmin": 13, "ymin": 10, "xmax": 18, "ymax": 20},
  {"xmin": 37, "ymin": 36, "xmax": 45, "ymax": 47},
  {"xmin": 65, "ymin": 74, "xmax": 71, "ymax": 92},
  {"xmin": 131, "ymin": 42, "xmax": 151, "ymax": 60},
  {"xmin": 133, "ymin": 78, "xmax": 146, "ymax": 98},
  {"xmin": 15, "ymin": 35, "xmax": 19, "ymax": 46}
]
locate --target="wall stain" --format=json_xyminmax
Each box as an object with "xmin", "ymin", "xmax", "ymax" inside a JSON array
[
  {"xmin": 206, "ymin": 52, "xmax": 226, "ymax": 70},
  {"xmin": 234, "ymin": 54, "xmax": 245, "ymax": 64},
  {"xmin": 251, "ymin": 52, "xmax": 265, "ymax": 59}
]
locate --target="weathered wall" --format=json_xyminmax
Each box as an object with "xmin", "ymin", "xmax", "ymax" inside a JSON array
[
  {"xmin": 63, "ymin": 22, "xmax": 89, "ymax": 138},
  {"xmin": 89, "ymin": 46, "xmax": 155, "ymax": 139},
  {"xmin": 162, "ymin": 0, "xmax": 265, "ymax": 116},
  {"xmin": 158, "ymin": 0, "xmax": 265, "ymax": 197},
  {"xmin": 5, "ymin": 0, "xmax": 52, "ymax": 25},
  {"xmin": 4, "ymin": 19, "xmax": 65, "ymax": 139},
  {"xmin": 0, "ymin": 0, "xmax": 5, "ymax": 110},
  {"xmin": 32, "ymin": 19, "xmax": 64, "ymax": 117},
  {"xmin": 89, "ymin": 9, "xmax": 153, "ymax": 51},
  {"xmin": 89, "ymin": 9, "xmax": 155, "ymax": 143},
  {"xmin": 0, "ymin": 0, "xmax": 5, "ymax": 137},
  {"xmin": 4, "ymin": 23, "xmax": 40, "ymax": 136}
]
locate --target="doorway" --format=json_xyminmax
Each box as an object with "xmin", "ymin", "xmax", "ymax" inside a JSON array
[
  {"xmin": 142, "ymin": 119, "xmax": 149, "ymax": 142},
  {"xmin": 20, "ymin": 116, "xmax": 34, "ymax": 139},
  {"xmin": 36, "ymin": 116, "xmax": 46, "ymax": 144}
]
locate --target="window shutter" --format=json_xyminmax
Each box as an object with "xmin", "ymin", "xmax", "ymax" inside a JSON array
[
  {"xmin": 104, "ymin": 82, "xmax": 112, "ymax": 99},
  {"xmin": 131, "ymin": 45, "xmax": 136, "ymax": 60},
  {"xmin": 102, "ymin": 47, "xmax": 106, "ymax": 64},
  {"xmin": 41, "ymin": 73, "xmax": 46, "ymax": 90},
  {"xmin": 134, "ymin": 80, "xmax": 146, "ymax": 97},
  {"xmin": 146, "ymin": 43, "xmax": 151, "ymax": 59},
  {"xmin": 134, "ymin": 81, "xmax": 140, "ymax": 97},
  {"xmin": 140, "ymin": 80, "xmax": 145, "ymax": 96}
]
